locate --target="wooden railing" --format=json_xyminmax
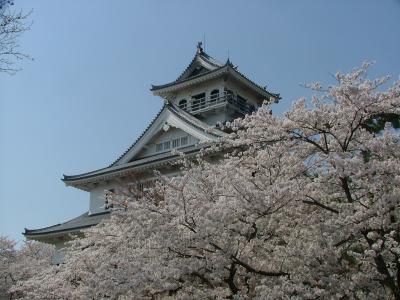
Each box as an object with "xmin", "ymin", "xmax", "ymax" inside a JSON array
[{"xmin": 181, "ymin": 93, "xmax": 256, "ymax": 115}]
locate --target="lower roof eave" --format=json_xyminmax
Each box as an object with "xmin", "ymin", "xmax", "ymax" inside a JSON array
[
  {"xmin": 23, "ymin": 226, "xmax": 90, "ymax": 241},
  {"xmin": 24, "ymin": 211, "xmax": 111, "ymax": 241},
  {"xmin": 63, "ymin": 144, "xmax": 212, "ymax": 190}
]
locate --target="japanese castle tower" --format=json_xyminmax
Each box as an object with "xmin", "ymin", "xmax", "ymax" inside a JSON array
[{"xmin": 24, "ymin": 43, "xmax": 280, "ymax": 263}]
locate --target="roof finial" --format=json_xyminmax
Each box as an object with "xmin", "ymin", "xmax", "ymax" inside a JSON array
[
  {"xmin": 197, "ymin": 41, "xmax": 203, "ymax": 54},
  {"xmin": 225, "ymin": 49, "xmax": 233, "ymax": 66}
]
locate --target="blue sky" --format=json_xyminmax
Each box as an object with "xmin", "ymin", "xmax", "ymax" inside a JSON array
[{"xmin": 1, "ymin": 0, "xmax": 400, "ymax": 243}]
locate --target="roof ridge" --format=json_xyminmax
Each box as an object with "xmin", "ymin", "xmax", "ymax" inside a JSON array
[
  {"xmin": 64, "ymin": 102, "xmax": 222, "ymax": 181},
  {"xmin": 63, "ymin": 104, "xmax": 167, "ymax": 181},
  {"xmin": 24, "ymin": 211, "xmax": 111, "ymax": 236},
  {"xmin": 24, "ymin": 211, "xmax": 89, "ymax": 233},
  {"xmin": 109, "ymin": 103, "xmax": 167, "ymax": 167},
  {"xmin": 167, "ymin": 103, "xmax": 224, "ymax": 137},
  {"xmin": 63, "ymin": 103, "xmax": 224, "ymax": 183},
  {"xmin": 151, "ymin": 66, "xmax": 226, "ymax": 91},
  {"xmin": 229, "ymin": 66, "xmax": 281, "ymax": 99},
  {"xmin": 152, "ymin": 65, "xmax": 280, "ymax": 100},
  {"xmin": 175, "ymin": 51, "xmax": 199, "ymax": 82},
  {"xmin": 166, "ymin": 48, "xmax": 223, "ymax": 85}
]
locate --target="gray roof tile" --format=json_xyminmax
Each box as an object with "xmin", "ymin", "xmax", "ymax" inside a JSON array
[{"xmin": 24, "ymin": 211, "xmax": 110, "ymax": 237}]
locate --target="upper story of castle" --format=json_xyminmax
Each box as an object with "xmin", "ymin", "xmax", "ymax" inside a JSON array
[{"xmin": 151, "ymin": 42, "xmax": 280, "ymax": 126}]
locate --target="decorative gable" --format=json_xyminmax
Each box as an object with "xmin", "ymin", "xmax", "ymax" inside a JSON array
[
  {"xmin": 134, "ymin": 127, "xmax": 199, "ymax": 160},
  {"xmin": 186, "ymin": 66, "xmax": 208, "ymax": 78},
  {"xmin": 171, "ymin": 42, "xmax": 223, "ymax": 83},
  {"xmin": 112, "ymin": 103, "xmax": 224, "ymax": 166}
]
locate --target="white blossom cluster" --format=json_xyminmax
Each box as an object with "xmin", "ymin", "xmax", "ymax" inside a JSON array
[
  {"xmin": 0, "ymin": 236, "xmax": 54, "ymax": 299},
  {"xmin": 14, "ymin": 63, "xmax": 400, "ymax": 299}
]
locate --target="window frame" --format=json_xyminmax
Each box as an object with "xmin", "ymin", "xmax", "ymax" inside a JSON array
[
  {"xmin": 155, "ymin": 142, "xmax": 163, "ymax": 152},
  {"xmin": 178, "ymin": 99, "xmax": 187, "ymax": 110},
  {"xmin": 180, "ymin": 136, "xmax": 188, "ymax": 146},
  {"xmin": 210, "ymin": 89, "xmax": 219, "ymax": 103},
  {"xmin": 172, "ymin": 138, "xmax": 181, "ymax": 148}
]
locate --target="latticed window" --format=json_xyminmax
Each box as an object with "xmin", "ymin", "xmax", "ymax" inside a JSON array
[
  {"xmin": 225, "ymin": 89, "xmax": 234, "ymax": 98},
  {"xmin": 136, "ymin": 180, "xmax": 157, "ymax": 191},
  {"xmin": 210, "ymin": 89, "xmax": 219, "ymax": 103},
  {"xmin": 156, "ymin": 143, "xmax": 163, "ymax": 152},
  {"xmin": 237, "ymin": 95, "xmax": 247, "ymax": 106},
  {"xmin": 172, "ymin": 138, "xmax": 180, "ymax": 148},
  {"xmin": 163, "ymin": 140, "xmax": 171, "ymax": 150},
  {"xmin": 178, "ymin": 99, "xmax": 187, "ymax": 110},
  {"xmin": 192, "ymin": 93, "xmax": 206, "ymax": 111},
  {"xmin": 105, "ymin": 189, "xmax": 115, "ymax": 209},
  {"xmin": 181, "ymin": 136, "xmax": 188, "ymax": 146}
]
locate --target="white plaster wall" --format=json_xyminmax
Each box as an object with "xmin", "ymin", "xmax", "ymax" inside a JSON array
[
  {"xmin": 224, "ymin": 78, "xmax": 262, "ymax": 106},
  {"xmin": 89, "ymin": 183, "xmax": 115, "ymax": 214},
  {"xmin": 52, "ymin": 240, "xmax": 67, "ymax": 264},
  {"xmin": 199, "ymin": 110, "xmax": 230, "ymax": 126},
  {"xmin": 170, "ymin": 76, "xmax": 263, "ymax": 126},
  {"xmin": 172, "ymin": 78, "xmax": 225, "ymax": 106},
  {"xmin": 172, "ymin": 77, "xmax": 263, "ymax": 109},
  {"xmin": 136, "ymin": 127, "xmax": 199, "ymax": 158}
]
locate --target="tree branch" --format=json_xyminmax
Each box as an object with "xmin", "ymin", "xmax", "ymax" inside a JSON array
[{"xmin": 303, "ymin": 196, "xmax": 339, "ymax": 214}]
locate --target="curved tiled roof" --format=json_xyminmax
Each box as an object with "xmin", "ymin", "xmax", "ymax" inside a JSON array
[
  {"xmin": 109, "ymin": 103, "xmax": 167, "ymax": 167},
  {"xmin": 229, "ymin": 63, "xmax": 281, "ymax": 100},
  {"xmin": 174, "ymin": 48, "xmax": 223, "ymax": 83},
  {"xmin": 152, "ymin": 62, "xmax": 280, "ymax": 101},
  {"xmin": 151, "ymin": 46, "xmax": 280, "ymax": 99},
  {"xmin": 62, "ymin": 103, "xmax": 224, "ymax": 185},
  {"xmin": 151, "ymin": 48, "xmax": 223, "ymax": 91},
  {"xmin": 151, "ymin": 65, "xmax": 225, "ymax": 91},
  {"xmin": 109, "ymin": 102, "xmax": 222, "ymax": 168},
  {"xmin": 167, "ymin": 102, "xmax": 224, "ymax": 137},
  {"xmin": 24, "ymin": 211, "xmax": 110, "ymax": 237}
]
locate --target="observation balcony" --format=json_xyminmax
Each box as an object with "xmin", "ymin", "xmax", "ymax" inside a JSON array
[{"xmin": 179, "ymin": 93, "xmax": 257, "ymax": 116}]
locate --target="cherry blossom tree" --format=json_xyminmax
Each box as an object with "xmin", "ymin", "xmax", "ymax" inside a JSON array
[
  {"xmin": 0, "ymin": 236, "xmax": 16, "ymax": 298},
  {"xmin": 0, "ymin": 236, "xmax": 54, "ymax": 299},
  {"xmin": 15, "ymin": 63, "xmax": 400, "ymax": 299},
  {"xmin": 0, "ymin": 0, "xmax": 31, "ymax": 74}
]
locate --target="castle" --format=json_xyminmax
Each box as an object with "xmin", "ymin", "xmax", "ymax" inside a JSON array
[{"xmin": 23, "ymin": 43, "xmax": 279, "ymax": 263}]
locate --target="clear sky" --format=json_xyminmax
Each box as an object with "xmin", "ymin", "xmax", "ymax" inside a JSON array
[{"xmin": 1, "ymin": 0, "xmax": 400, "ymax": 243}]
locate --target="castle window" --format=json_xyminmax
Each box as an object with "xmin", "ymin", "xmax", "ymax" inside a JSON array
[
  {"xmin": 181, "ymin": 136, "xmax": 188, "ymax": 146},
  {"xmin": 105, "ymin": 189, "xmax": 115, "ymax": 210},
  {"xmin": 237, "ymin": 95, "xmax": 247, "ymax": 105},
  {"xmin": 156, "ymin": 143, "xmax": 163, "ymax": 152},
  {"xmin": 178, "ymin": 99, "xmax": 187, "ymax": 110},
  {"xmin": 225, "ymin": 89, "xmax": 234, "ymax": 97},
  {"xmin": 137, "ymin": 180, "xmax": 157, "ymax": 191},
  {"xmin": 210, "ymin": 89, "xmax": 219, "ymax": 103},
  {"xmin": 225, "ymin": 89, "xmax": 234, "ymax": 103},
  {"xmin": 192, "ymin": 93, "xmax": 206, "ymax": 111},
  {"xmin": 172, "ymin": 138, "xmax": 180, "ymax": 148},
  {"xmin": 237, "ymin": 94, "xmax": 247, "ymax": 110},
  {"xmin": 163, "ymin": 140, "xmax": 171, "ymax": 150}
]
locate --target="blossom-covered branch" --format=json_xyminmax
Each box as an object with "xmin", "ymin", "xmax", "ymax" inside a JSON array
[{"xmin": 14, "ymin": 63, "xmax": 400, "ymax": 299}]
